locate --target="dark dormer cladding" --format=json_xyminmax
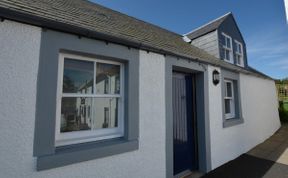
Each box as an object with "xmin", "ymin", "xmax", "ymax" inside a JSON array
[{"xmin": 183, "ymin": 12, "xmax": 248, "ymax": 68}]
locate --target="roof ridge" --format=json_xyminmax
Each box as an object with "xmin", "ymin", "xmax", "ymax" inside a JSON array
[{"xmin": 183, "ymin": 12, "xmax": 232, "ymax": 36}]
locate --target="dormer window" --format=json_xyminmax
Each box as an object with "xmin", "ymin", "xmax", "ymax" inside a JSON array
[
  {"xmin": 222, "ymin": 33, "xmax": 233, "ymax": 63},
  {"xmin": 235, "ymin": 40, "xmax": 243, "ymax": 66}
]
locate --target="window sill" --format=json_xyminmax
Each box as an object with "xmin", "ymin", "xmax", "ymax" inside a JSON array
[
  {"xmin": 37, "ymin": 138, "xmax": 138, "ymax": 171},
  {"xmin": 223, "ymin": 117, "xmax": 244, "ymax": 128}
]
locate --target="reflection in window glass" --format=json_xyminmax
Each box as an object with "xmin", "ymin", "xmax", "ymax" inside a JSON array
[
  {"xmin": 94, "ymin": 98, "xmax": 118, "ymax": 129},
  {"xmin": 226, "ymin": 82, "xmax": 232, "ymax": 97},
  {"xmin": 96, "ymin": 63, "xmax": 120, "ymax": 94},
  {"xmin": 60, "ymin": 97, "xmax": 118, "ymax": 132},
  {"xmin": 61, "ymin": 97, "xmax": 92, "ymax": 132},
  {"xmin": 225, "ymin": 99, "xmax": 231, "ymax": 114},
  {"xmin": 63, "ymin": 58, "xmax": 94, "ymax": 94}
]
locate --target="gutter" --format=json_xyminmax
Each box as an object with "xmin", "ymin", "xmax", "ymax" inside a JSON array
[
  {"xmin": 0, "ymin": 7, "xmax": 202, "ymax": 63},
  {"xmin": 0, "ymin": 7, "xmax": 271, "ymax": 80}
]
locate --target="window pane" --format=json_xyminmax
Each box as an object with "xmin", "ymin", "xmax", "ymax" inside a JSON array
[
  {"xmin": 225, "ymin": 50, "xmax": 230, "ymax": 61},
  {"xmin": 96, "ymin": 63, "xmax": 120, "ymax": 94},
  {"xmin": 93, "ymin": 98, "xmax": 118, "ymax": 129},
  {"xmin": 226, "ymin": 82, "xmax": 232, "ymax": 97},
  {"xmin": 61, "ymin": 97, "xmax": 92, "ymax": 132},
  {"xmin": 225, "ymin": 99, "xmax": 231, "ymax": 114},
  {"xmin": 236, "ymin": 55, "xmax": 241, "ymax": 65},
  {"xmin": 227, "ymin": 38, "xmax": 231, "ymax": 48},
  {"xmin": 60, "ymin": 97, "xmax": 119, "ymax": 133},
  {"xmin": 236, "ymin": 43, "xmax": 242, "ymax": 53},
  {"xmin": 63, "ymin": 58, "xmax": 94, "ymax": 94}
]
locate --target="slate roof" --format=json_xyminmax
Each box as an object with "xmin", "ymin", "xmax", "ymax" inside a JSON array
[
  {"xmin": 247, "ymin": 66, "xmax": 272, "ymax": 79},
  {"xmin": 0, "ymin": 0, "xmax": 270, "ymax": 79},
  {"xmin": 184, "ymin": 12, "xmax": 231, "ymax": 40}
]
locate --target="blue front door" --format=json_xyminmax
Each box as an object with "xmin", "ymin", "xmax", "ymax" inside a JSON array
[{"xmin": 173, "ymin": 72, "xmax": 198, "ymax": 175}]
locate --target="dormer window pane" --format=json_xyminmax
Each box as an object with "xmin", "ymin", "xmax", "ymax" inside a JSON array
[
  {"xmin": 226, "ymin": 38, "xmax": 231, "ymax": 48},
  {"xmin": 235, "ymin": 40, "xmax": 244, "ymax": 67},
  {"xmin": 222, "ymin": 33, "xmax": 233, "ymax": 63},
  {"xmin": 225, "ymin": 50, "xmax": 230, "ymax": 61}
]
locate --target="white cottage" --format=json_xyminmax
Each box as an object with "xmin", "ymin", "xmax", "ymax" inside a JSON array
[{"xmin": 0, "ymin": 1, "xmax": 280, "ymax": 178}]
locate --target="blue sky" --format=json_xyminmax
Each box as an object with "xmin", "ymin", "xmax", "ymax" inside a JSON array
[{"xmin": 91, "ymin": 0, "xmax": 288, "ymax": 79}]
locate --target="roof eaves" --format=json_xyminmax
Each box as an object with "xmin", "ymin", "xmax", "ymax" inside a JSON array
[{"xmin": 0, "ymin": 6, "xmax": 270, "ymax": 80}]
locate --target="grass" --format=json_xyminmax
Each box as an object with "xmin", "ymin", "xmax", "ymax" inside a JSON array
[{"xmin": 284, "ymin": 102, "xmax": 288, "ymax": 111}]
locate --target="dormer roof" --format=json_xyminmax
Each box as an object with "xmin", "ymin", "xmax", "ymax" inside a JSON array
[{"xmin": 184, "ymin": 12, "xmax": 231, "ymax": 40}]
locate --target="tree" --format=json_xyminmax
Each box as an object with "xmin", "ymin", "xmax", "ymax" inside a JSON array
[{"xmin": 63, "ymin": 75, "xmax": 76, "ymax": 92}]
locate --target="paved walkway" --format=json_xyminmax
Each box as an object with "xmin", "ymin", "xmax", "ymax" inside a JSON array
[
  {"xmin": 247, "ymin": 124, "xmax": 288, "ymax": 165},
  {"xmin": 200, "ymin": 124, "xmax": 288, "ymax": 178}
]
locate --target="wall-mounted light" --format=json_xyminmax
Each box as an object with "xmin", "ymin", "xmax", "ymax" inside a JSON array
[{"xmin": 212, "ymin": 70, "xmax": 220, "ymax": 85}]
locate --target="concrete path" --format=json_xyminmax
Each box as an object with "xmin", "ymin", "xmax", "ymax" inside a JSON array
[
  {"xmin": 200, "ymin": 124, "xmax": 288, "ymax": 178},
  {"xmin": 247, "ymin": 124, "xmax": 288, "ymax": 165}
]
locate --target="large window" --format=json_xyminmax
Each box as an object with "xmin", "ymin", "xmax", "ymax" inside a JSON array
[
  {"xmin": 224, "ymin": 79, "xmax": 235, "ymax": 119},
  {"xmin": 222, "ymin": 33, "xmax": 233, "ymax": 63},
  {"xmin": 235, "ymin": 40, "xmax": 243, "ymax": 66},
  {"xmin": 34, "ymin": 31, "xmax": 139, "ymax": 171},
  {"xmin": 56, "ymin": 53, "xmax": 124, "ymax": 146}
]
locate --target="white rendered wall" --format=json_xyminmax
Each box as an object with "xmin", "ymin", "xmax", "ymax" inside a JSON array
[
  {"xmin": 0, "ymin": 20, "xmax": 42, "ymax": 177},
  {"xmin": 207, "ymin": 65, "xmax": 281, "ymax": 170},
  {"xmin": 0, "ymin": 20, "xmax": 166, "ymax": 178},
  {"xmin": 138, "ymin": 50, "xmax": 166, "ymax": 177}
]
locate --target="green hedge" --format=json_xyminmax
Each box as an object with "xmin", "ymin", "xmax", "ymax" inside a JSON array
[
  {"xmin": 279, "ymin": 101, "xmax": 288, "ymax": 123},
  {"xmin": 284, "ymin": 101, "xmax": 288, "ymax": 111}
]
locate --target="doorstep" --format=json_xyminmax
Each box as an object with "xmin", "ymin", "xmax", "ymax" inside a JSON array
[{"xmin": 182, "ymin": 171, "xmax": 204, "ymax": 178}]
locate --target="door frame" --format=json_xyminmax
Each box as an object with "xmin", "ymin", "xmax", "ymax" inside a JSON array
[
  {"xmin": 172, "ymin": 71, "xmax": 198, "ymax": 176},
  {"xmin": 165, "ymin": 57, "xmax": 211, "ymax": 178}
]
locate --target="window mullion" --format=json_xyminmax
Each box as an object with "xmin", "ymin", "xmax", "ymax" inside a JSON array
[
  {"xmin": 119, "ymin": 64, "xmax": 124, "ymax": 134},
  {"xmin": 94, "ymin": 61, "xmax": 97, "ymax": 94},
  {"xmin": 92, "ymin": 61, "xmax": 96, "ymax": 131}
]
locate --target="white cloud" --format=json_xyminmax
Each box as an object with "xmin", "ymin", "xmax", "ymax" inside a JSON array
[
  {"xmin": 247, "ymin": 28, "xmax": 288, "ymax": 62},
  {"xmin": 268, "ymin": 59, "xmax": 288, "ymax": 71},
  {"xmin": 245, "ymin": 27, "xmax": 288, "ymax": 79}
]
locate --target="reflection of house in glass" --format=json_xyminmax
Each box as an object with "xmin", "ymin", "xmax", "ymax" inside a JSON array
[
  {"xmin": 61, "ymin": 62, "xmax": 120, "ymax": 133},
  {"xmin": 96, "ymin": 63, "xmax": 120, "ymax": 94}
]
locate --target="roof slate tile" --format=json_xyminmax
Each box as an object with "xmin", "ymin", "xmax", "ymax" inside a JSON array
[{"xmin": 0, "ymin": 0, "xmax": 270, "ymax": 79}]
